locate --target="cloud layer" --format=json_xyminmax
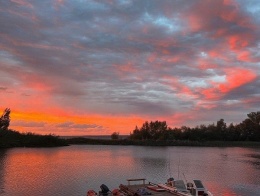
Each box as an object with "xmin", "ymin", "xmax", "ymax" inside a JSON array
[{"xmin": 0, "ymin": 0, "xmax": 259, "ymax": 135}]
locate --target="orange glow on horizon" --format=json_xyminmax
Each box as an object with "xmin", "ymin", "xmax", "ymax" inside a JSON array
[
  {"xmin": 6, "ymin": 109, "xmax": 147, "ymax": 135},
  {"xmin": 1, "ymin": 106, "xmax": 192, "ymax": 136}
]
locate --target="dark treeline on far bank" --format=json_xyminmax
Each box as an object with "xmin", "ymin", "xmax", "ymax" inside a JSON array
[
  {"xmin": 1, "ymin": 108, "xmax": 260, "ymax": 148},
  {"xmin": 68, "ymin": 111, "xmax": 260, "ymax": 147},
  {"xmin": 129, "ymin": 111, "xmax": 260, "ymax": 142},
  {"xmin": 0, "ymin": 128, "xmax": 68, "ymax": 148}
]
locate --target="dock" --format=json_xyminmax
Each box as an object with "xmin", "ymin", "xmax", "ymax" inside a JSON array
[{"xmin": 119, "ymin": 179, "xmax": 191, "ymax": 196}]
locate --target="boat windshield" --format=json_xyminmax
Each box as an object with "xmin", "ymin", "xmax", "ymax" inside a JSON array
[{"xmin": 193, "ymin": 180, "xmax": 204, "ymax": 189}]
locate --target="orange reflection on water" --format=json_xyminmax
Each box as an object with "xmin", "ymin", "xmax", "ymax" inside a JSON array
[
  {"xmin": 3, "ymin": 146, "xmax": 137, "ymax": 195},
  {"xmin": 4, "ymin": 149, "xmax": 62, "ymax": 190},
  {"xmin": 207, "ymin": 181, "xmax": 237, "ymax": 196}
]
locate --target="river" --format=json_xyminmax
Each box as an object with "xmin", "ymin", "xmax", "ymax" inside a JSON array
[{"xmin": 0, "ymin": 145, "xmax": 259, "ymax": 196}]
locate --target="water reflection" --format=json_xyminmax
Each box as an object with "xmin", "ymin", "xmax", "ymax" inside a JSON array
[
  {"xmin": 244, "ymin": 153, "xmax": 260, "ymax": 170},
  {"xmin": 0, "ymin": 146, "xmax": 260, "ymax": 196},
  {"xmin": 0, "ymin": 149, "xmax": 7, "ymax": 195},
  {"xmin": 133, "ymin": 147, "xmax": 169, "ymax": 182}
]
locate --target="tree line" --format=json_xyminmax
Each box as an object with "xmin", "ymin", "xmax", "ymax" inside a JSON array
[
  {"xmin": 129, "ymin": 111, "xmax": 260, "ymax": 142},
  {"xmin": 0, "ymin": 108, "xmax": 10, "ymax": 130},
  {"xmin": 1, "ymin": 108, "xmax": 259, "ymax": 148}
]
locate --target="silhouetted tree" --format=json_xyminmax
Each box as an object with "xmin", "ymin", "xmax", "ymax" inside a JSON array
[
  {"xmin": 0, "ymin": 108, "xmax": 11, "ymax": 130},
  {"xmin": 247, "ymin": 112, "xmax": 260, "ymax": 126},
  {"xmin": 238, "ymin": 111, "xmax": 260, "ymax": 141},
  {"xmin": 226, "ymin": 123, "xmax": 240, "ymax": 141},
  {"xmin": 217, "ymin": 119, "xmax": 227, "ymax": 140},
  {"xmin": 130, "ymin": 126, "xmax": 142, "ymax": 140},
  {"xmin": 111, "ymin": 132, "xmax": 119, "ymax": 140},
  {"xmin": 130, "ymin": 121, "xmax": 168, "ymax": 140}
]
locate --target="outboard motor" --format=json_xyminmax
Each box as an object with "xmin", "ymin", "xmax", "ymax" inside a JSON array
[
  {"xmin": 167, "ymin": 177, "xmax": 175, "ymax": 187},
  {"xmin": 100, "ymin": 184, "xmax": 110, "ymax": 195},
  {"xmin": 187, "ymin": 182, "xmax": 193, "ymax": 190}
]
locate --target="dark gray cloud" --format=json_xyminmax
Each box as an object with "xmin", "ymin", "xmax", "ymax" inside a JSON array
[
  {"xmin": 56, "ymin": 122, "xmax": 103, "ymax": 129},
  {"xmin": 0, "ymin": 87, "xmax": 7, "ymax": 91},
  {"xmin": 223, "ymin": 76, "xmax": 260, "ymax": 100},
  {"xmin": 12, "ymin": 121, "xmax": 46, "ymax": 128}
]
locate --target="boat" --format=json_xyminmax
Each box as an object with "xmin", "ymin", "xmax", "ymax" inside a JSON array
[
  {"xmin": 87, "ymin": 178, "xmax": 213, "ymax": 196},
  {"xmin": 156, "ymin": 178, "xmax": 213, "ymax": 196}
]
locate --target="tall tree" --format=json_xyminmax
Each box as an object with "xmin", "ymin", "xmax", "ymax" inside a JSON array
[
  {"xmin": 243, "ymin": 111, "xmax": 260, "ymax": 140},
  {"xmin": 247, "ymin": 112, "xmax": 260, "ymax": 126},
  {"xmin": 217, "ymin": 119, "xmax": 227, "ymax": 140},
  {"xmin": 0, "ymin": 108, "xmax": 11, "ymax": 130},
  {"xmin": 130, "ymin": 121, "xmax": 168, "ymax": 140},
  {"xmin": 111, "ymin": 132, "xmax": 119, "ymax": 140}
]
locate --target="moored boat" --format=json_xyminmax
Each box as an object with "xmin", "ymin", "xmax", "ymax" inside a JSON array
[
  {"xmin": 157, "ymin": 178, "xmax": 213, "ymax": 196},
  {"xmin": 87, "ymin": 178, "xmax": 213, "ymax": 196}
]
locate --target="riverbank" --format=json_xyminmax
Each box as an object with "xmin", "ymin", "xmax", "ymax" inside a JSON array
[
  {"xmin": 2, "ymin": 129, "xmax": 259, "ymax": 148},
  {"xmin": 0, "ymin": 129, "xmax": 68, "ymax": 148},
  {"xmin": 66, "ymin": 137, "xmax": 260, "ymax": 147}
]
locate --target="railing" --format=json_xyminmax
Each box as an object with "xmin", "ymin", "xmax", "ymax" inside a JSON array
[{"xmin": 126, "ymin": 178, "xmax": 146, "ymax": 186}]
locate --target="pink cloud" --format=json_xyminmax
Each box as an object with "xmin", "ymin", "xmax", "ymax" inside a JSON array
[
  {"xmin": 10, "ymin": 0, "xmax": 33, "ymax": 8},
  {"xmin": 185, "ymin": 0, "xmax": 257, "ymax": 53},
  {"xmin": 237, "ymin": 50, "xmax": 252, "ymax": 62},
  {"xmin": 228, "ymin": 34, "xmax": 251, "ymax": 50},
  {"xmin": 200, "ymin": 68, "xmax": 257, "ymax": 100},
  {"xmin": 162, "ymin": 76, "xmax": 197, "ymax": 99},
  {"xmin": 219, "ymin": 68, "xmax": 257, "ymax": 93},
  {"xmin": 198, "ymin": 59, "xmax": 219, "ymax": 70}
]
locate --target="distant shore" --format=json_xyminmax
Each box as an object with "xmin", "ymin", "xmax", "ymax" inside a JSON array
[
  {"xmin": 2, "ymin": 130, "xmax": 259, "ymax": 148},
  {"xmin": 66, "ymin": 137, "xmax": 260, "ymax": 147},
  {"xmin": 0, "ymin": 129, "xmax": 68, "ymax": 148}
]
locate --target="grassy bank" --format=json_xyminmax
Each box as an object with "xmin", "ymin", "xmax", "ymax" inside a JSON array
[
  {"xmin": 66, "ymin": 137, "xmax": 260, "ymax": 147},
  {"xmin": 0, "ymin": 129, "xmax": 68, "ymax": 148}
]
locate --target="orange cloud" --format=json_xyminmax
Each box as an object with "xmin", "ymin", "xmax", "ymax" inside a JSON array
[{"xmin": 2, "ymin": 102, "xmax": 202, "ymax": 136}]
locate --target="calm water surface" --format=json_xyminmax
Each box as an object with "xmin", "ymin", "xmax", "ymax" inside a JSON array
[{"xmin": 0, "ymin": 145, "xmax": 259, "ymax": 196}]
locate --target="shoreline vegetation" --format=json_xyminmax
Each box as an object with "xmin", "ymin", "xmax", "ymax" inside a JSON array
[
  {"xmin": 66, "ymin": 110, "xmax": 260, "ymax": 147},
  {"xmin": 66, "ymin": 137, "xmax": 260, "ymax": 147},
  {"xmin": 1, "ymin": 108, "xmax": 259, "ymax": 148},
  {"xmin": 0, "ymin": 128, "xmax": 68, "ymax": 148}
]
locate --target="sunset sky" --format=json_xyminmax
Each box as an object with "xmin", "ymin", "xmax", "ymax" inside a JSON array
[{"xmin": 1, "ymin": 0, "xmax": 260, "ymax": 136}]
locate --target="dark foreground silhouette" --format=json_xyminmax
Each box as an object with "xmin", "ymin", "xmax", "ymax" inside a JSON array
[{"xmin": 0, "ymin": 128, "xmax": 68, "ymax": 148}]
